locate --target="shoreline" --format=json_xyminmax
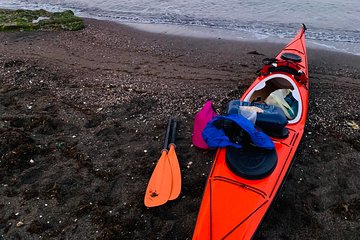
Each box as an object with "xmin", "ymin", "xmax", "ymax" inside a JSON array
[
  {"xmin": 0, "ymin": 4, "xmax": 359, "ymax": 55},
  {"xmin": 125, "ymin": 22, "xmax": 360, "ymax": 56},
  {"xmin": 0, "ymin": 18, "xmax": 359, "ymax": 239}
]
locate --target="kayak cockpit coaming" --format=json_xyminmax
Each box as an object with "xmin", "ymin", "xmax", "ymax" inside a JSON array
[{"xmin": 243, "ymin": 73, "xmax": 303, "ymax": 124}]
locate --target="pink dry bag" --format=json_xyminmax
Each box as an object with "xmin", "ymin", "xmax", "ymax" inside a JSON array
[{"xmin": 192, "ymin": 100, "xmax": 218, "ymax": 149}]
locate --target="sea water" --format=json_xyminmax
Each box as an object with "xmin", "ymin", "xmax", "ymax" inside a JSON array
[{"xmin": 1, "ymin": 0, "xmax": 359, "ymax": 55}]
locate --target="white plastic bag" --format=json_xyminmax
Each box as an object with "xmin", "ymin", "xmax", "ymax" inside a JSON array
[
  {"xmin": 265, "ymin": 89, "xmax": 295, "ymax": 119},
  {"xmin": 239, "ymin": 106, "xmax": 262, "ymax": 124}
]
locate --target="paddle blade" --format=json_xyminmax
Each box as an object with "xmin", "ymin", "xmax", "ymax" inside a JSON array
[
  {"xmin": 144, "ymin": 150, "xmax": 172, "ymax": 207},
  {"xmin": 168, "ymin": 144, "xmax": 182, "ymax": 200}
]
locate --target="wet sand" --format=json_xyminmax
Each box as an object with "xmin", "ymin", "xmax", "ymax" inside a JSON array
[{"xmin": 0, "ymin": 19, "xmax": 359, "ymax": 239}]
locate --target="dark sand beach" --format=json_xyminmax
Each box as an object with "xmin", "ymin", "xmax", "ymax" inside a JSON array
[{"xmin": 0, "ymin": 19, "xmax": 359, "ymax": 239}]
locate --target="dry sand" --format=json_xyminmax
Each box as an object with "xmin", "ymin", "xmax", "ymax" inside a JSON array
[{"xmin": 0, "ymin": 19, "xmax": 359, "ymax": 239}]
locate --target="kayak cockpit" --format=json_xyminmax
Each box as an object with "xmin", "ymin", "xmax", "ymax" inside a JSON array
[
  {"xmin": 223, "ymin": 74, "xmax": 303, "ymax": 179},
  {"xmin": 243, "ymin": 73, "xmax": 302, "ymax": 124}
]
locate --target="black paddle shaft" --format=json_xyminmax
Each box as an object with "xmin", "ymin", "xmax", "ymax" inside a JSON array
[
  {"xmin": 163, "ymin": 117, "xmax": 172, "ymax": 150},
  {"xmin": 170, "ymin": 119, "xmax": 177, "ymax": 145}
]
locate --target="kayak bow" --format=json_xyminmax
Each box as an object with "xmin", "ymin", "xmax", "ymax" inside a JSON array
[{"xmin": 193, "ymin": 25, "xmax": 309, "ymax": 239}]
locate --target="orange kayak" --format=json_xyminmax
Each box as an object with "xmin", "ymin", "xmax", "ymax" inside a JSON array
[{"xmin": 193, "ymin": 25, "xmax": 308, "ymax": 240}]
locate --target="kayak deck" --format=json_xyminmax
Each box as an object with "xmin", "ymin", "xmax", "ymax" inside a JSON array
[{"xmin": 193, "ymin": 127, "xmax": 302, "ymax": 239}]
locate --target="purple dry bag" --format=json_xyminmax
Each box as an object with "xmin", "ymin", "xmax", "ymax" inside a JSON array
[{"xmin": 192, "ymin": 100, "xmax": 218, "ymax": 149}]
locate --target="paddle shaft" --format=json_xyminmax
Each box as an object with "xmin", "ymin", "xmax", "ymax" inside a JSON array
[
  {"xmin": 168, "ymin": 118, "xmax": 181, "ymax": 200},
  {"xmin": 163, "ymin": 117, "xmax": 172, "ymax": 150},
  {"xmin": 169, "ymin": 119, "xmax": 177, "ymax": 145}
]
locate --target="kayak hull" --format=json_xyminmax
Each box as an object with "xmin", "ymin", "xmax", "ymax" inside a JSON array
[
  {"xmin": 192, "ymin": 125, "xmax": 305, "ymax": 239},
  {"xmin": 193, "ymin": 26, "xmax": 308, "ymax": 240}
]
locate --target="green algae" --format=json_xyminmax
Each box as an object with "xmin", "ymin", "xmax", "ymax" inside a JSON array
[{"xmin": 0, "ymin": 9, "xmax": 84, "ymax": 32}]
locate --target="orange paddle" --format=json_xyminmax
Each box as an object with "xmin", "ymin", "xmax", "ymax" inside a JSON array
[
  {"xmin": 144, "ymin": 118, "xmax": 173, "ymax": 207},
  {"xmin": 168, "ymin": 119, "xmax": 182, "ymax": 200}
]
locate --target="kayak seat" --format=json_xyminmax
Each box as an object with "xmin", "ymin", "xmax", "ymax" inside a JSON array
[
  {"xmin": 226, "ymin": 100, "xmax": 289, "ymax": 139},
  {"xmin": 226, "ymin": 146, "xmax": 278, "ymax": 180}
]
